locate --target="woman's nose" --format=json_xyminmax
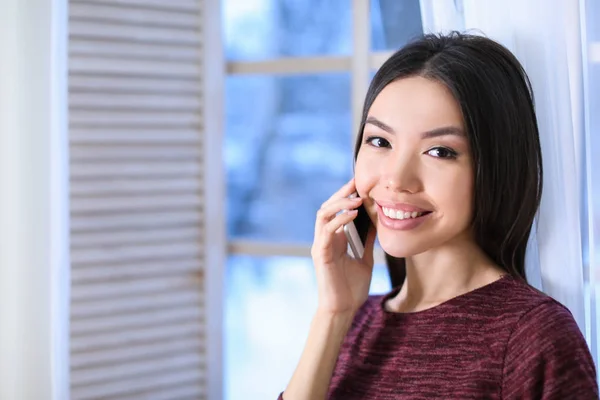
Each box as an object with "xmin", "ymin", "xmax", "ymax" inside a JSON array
[{"xmin": 380, "ymin": 152, "xmax": 421, "ymax": 194}]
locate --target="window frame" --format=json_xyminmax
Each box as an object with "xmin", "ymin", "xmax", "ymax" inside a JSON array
[
  {"xmin": 223, "ymin": 0, "xmax": 393, "ymax": 262},
  {"xmin": 203, "ymin": 1, "xmax": 227, "ymax": 400}
]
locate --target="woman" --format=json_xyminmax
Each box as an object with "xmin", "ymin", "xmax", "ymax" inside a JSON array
[{"xmin": 278, "ymin": 33, "xmax": 598, "ymax": 399}]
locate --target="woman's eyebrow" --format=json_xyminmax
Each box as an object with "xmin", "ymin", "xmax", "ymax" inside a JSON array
[
  {"xmin": 365, "ymin": 116, "xmax": 395, "ymax": 133},
  {"xmin": 421, "ymin": 126, "xmax": 465, "ymax": 139},
  {"xmin": 365, "ymin": 116, "xmax": 465, "ymax": 139}
]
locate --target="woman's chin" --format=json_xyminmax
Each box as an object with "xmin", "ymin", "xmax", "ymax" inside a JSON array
[{"xmin": 378, "ymin": 237, "xmax": 429, "ymax": 259}]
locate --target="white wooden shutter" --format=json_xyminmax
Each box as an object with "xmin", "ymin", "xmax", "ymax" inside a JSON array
[{"xmin": 68, "ymin": 1, "xmax": 209, "ymax": 398}]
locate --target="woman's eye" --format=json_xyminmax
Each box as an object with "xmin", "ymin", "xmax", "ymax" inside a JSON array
[
  {"xmin": 365, "ymin": 136, "xmax": 391, "ymax": 148},
  {"xmin": 427, "ymin": 147, "xmax": 457, "ymax": 159}
]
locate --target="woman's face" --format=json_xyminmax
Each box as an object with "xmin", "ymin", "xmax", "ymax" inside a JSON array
[{"xmin": 355, "ymin": 76, "xmax": 474, "ymax": 258}]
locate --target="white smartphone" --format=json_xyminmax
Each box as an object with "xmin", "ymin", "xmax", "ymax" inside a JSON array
[{"xmin": 343, "ymin": 193, "xmax": 370, "ymax": 259}]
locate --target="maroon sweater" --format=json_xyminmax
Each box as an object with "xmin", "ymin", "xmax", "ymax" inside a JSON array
[{"xmin": 279, "ymin": 276, "xmax": 598, "ymax": 399}]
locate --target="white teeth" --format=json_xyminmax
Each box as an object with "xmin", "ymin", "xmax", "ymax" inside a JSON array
[{"xmin": 382, "ymin": 207, "xmax": 425, "ymax": 220}]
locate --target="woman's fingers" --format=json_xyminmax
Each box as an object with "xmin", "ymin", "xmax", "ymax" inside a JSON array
[
  {"xmin": 324, "ymin": 210, "xmax": 357, "ymax": 235},
  {"xmin": 313, "ymin": 209, "xmax": 358, "ymax": 257},
  {"xmin": 315, "ymin": 196, "xmax": 362, "ymax": 233}
]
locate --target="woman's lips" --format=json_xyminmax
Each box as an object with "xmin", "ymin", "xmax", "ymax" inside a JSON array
[{"xmin": 376, "ymin": 204, "xmax": 432, "ymax": 231}]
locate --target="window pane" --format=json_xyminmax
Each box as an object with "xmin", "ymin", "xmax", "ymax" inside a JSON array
[
  {"xmin": 225, "ymin": 74, "xmax": 352, "ymax": 243},
  {"xmin": 223, "ymin": 0, "xmax": 352, "ymax": 61},
  {"xmin": 371, "ymin": 0, "xmax": 423, "ymax": 51},
  {"xmin": 225, "ymin": 255, "xmax": 391, "ymax": 400}
]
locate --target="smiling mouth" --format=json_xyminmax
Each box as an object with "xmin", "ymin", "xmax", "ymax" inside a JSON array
[{"xmin": 381, "ymin": 207, "xmax": 433, "ymax": 221}]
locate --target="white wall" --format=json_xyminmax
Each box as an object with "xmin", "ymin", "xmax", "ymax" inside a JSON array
[{"xmin": 0, "ymin": 0, "xmax": 70, "ymax": 399}]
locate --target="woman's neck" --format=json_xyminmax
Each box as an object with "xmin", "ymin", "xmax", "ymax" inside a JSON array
[{"xmin": 385, "ymin": 236, "xmax": 506, "ymax": 313}]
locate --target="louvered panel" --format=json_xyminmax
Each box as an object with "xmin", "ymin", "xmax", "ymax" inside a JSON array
[
  {"xmin": 72, "ymin": 351, "xmax": 203, "ymax": 387},
  {"xmin": 72, "ymin": 0, "xmax": 200, "ymax": 13},
  {"xmin": 71, "ymin": 226, "xmax": 201, "ymax": 247},
  {"xmin": 71, "ymin": 193, "xmax": 201, "ymax": 213},
  {"xmin": 71, "ymin": 177, "xmax": 200, "ymax": 196},
  {"xmin": 76, "ymin": 149, "xmax": 180, "ymax": 165},
  {"xmin": 71, "ymin": 305, "xmax": 203, "ymax": 335},
  {"xmin": 71, "ymin": 145, "xmax": 200, "ymax": 162},
  {"xmin": 70, "ymin": 19, "xmax": 200, "ymax": 46},
  {"xmin": 72, "ymin": 273, "xmax": 201, "ymax": 300},
  {"xmin": 118, "ymin": 382, "xmax": 206, "ymax": 400},
  {"xmin": 70, "ymin": 3, "xmax": 199, "ymax": 28},
  {"xmin": 71, "ymin": 322, "xmax": 203, "ymax": 354},
  {"xmin": 71, "ymin": 39, "xmax": 200, "ymax": 62},
  {"xmin": 71, "ymin": 367, "xmax": 205, "ymax": 400},
  {"xmin": 70, "ymin": 160, "xmax": 201, "ymax": 179},
  {"xmin": 71, "ymin": 288, "xmax": 203, "ymax": 317},
  {"xmin": 71, "ymin": 129, "xmax": 201, "ymax": 144},
  {"xmin": 71, "ymin": 259, "xmax": 201, "ymax": 283},
  {"xmin": 70, "ymin": 314, "xmax": 203, "ymax": 342},
  {"xmin": 71, "ymin": 210, "xmax": 202, "ymax": 232},
  {"xmin": 72, "ymin": 336, "xmax": 202, "ymax": 368},
  {"xmin": 70, "ymin": 92, "xmax": 201, "ymax": 111},
  {"xmin": 71, "ymin": 56, "xmax": 200, "ymax": 79},
  {"xmin": 71, "ymin": 113, "xmax": 201, "ymax": 129},
  {"xmin": 70, "ymin": 75, "xmax": 201, "ymax": 94},
  {"xmin": 72, "ymin": 243, "xmax": 201, "ymax": 267},
  {"xmin": 69, "ymin": 0, "xmax": 207, "ymax": 397},
  {"xmin": 72, "ymin": 259, "xmax": 201, "ymax": 284}
]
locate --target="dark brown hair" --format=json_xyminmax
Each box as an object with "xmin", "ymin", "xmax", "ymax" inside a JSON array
[{"xmin": 355, "ymin": 32, "xmax": 543, "ymax": 288}]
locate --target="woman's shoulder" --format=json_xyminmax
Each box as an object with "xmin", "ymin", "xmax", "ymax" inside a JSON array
[
  {"xmin": 501, "ymin": 283, "xmax": 598, "ymax": 397},
  {"xmin": 503, "ymin": 292, "xmax": 582, "ymax": 349},
  {"xmin": 470, "ymin": 275, "xmax": 567, "ymax": 319}
]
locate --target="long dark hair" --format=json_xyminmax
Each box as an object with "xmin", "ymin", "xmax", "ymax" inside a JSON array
[{"xmin": 354, "ymin": 32, "xmax": 543, "ymax": 288}]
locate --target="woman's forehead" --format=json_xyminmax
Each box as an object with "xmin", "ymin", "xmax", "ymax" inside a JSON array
[{"xmin": 368, "ymin": 76, "xmax": 464, "ymax": 134}]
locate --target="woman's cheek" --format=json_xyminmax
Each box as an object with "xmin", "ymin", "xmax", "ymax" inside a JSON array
[
  {"xmin": 354, "ymin": 153, "xmax": 377, "ymax": 197},
  {"xmin": 430, "ymin": 169, "xmax": 474, "ymax": 225}
]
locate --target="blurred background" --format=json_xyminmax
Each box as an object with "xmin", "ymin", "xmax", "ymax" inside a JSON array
[{"xmin": 0, "ymin": 0, "xmax": 599, "ymax": 399}]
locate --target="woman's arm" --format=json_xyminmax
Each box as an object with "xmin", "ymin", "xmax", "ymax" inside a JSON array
[
  {"xmin": 280, "ymin": 310, "xmax": 354, "ymax": 400},
  {"xmin": 278, "ymin": 179, "xmax": 377, "ymax": 399}
]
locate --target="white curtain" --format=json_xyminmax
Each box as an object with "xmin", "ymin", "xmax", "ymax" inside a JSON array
[
  {"xmin": 581, "ymin": 0, "xmax": 600, "ymax": 368},
  {"xmin": 419, "ymin": 0, "xmax": 598, "ymax": 368}
]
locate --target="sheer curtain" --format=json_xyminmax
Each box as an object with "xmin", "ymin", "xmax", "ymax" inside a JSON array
[
  {"xmin": 581, "ymin": 0, "xmax": 600, "ymax": 369},
  {"xmin": 419, "ymin": 0, "xmax": 599, "ymax": 370}
]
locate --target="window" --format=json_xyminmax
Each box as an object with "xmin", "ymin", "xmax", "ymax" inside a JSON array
[
  {"xmin": 225, "ymin": 73, "xmax": 352, "ymax": 243},
  {"xmin": 223, "ymin": 1, "xmax": 423, "ymax": 399}
]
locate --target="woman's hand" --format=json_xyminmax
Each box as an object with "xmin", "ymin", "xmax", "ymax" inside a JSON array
[{"xmin": 311, "ymin": 178, "xmax": 377, "ymax": 316}]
